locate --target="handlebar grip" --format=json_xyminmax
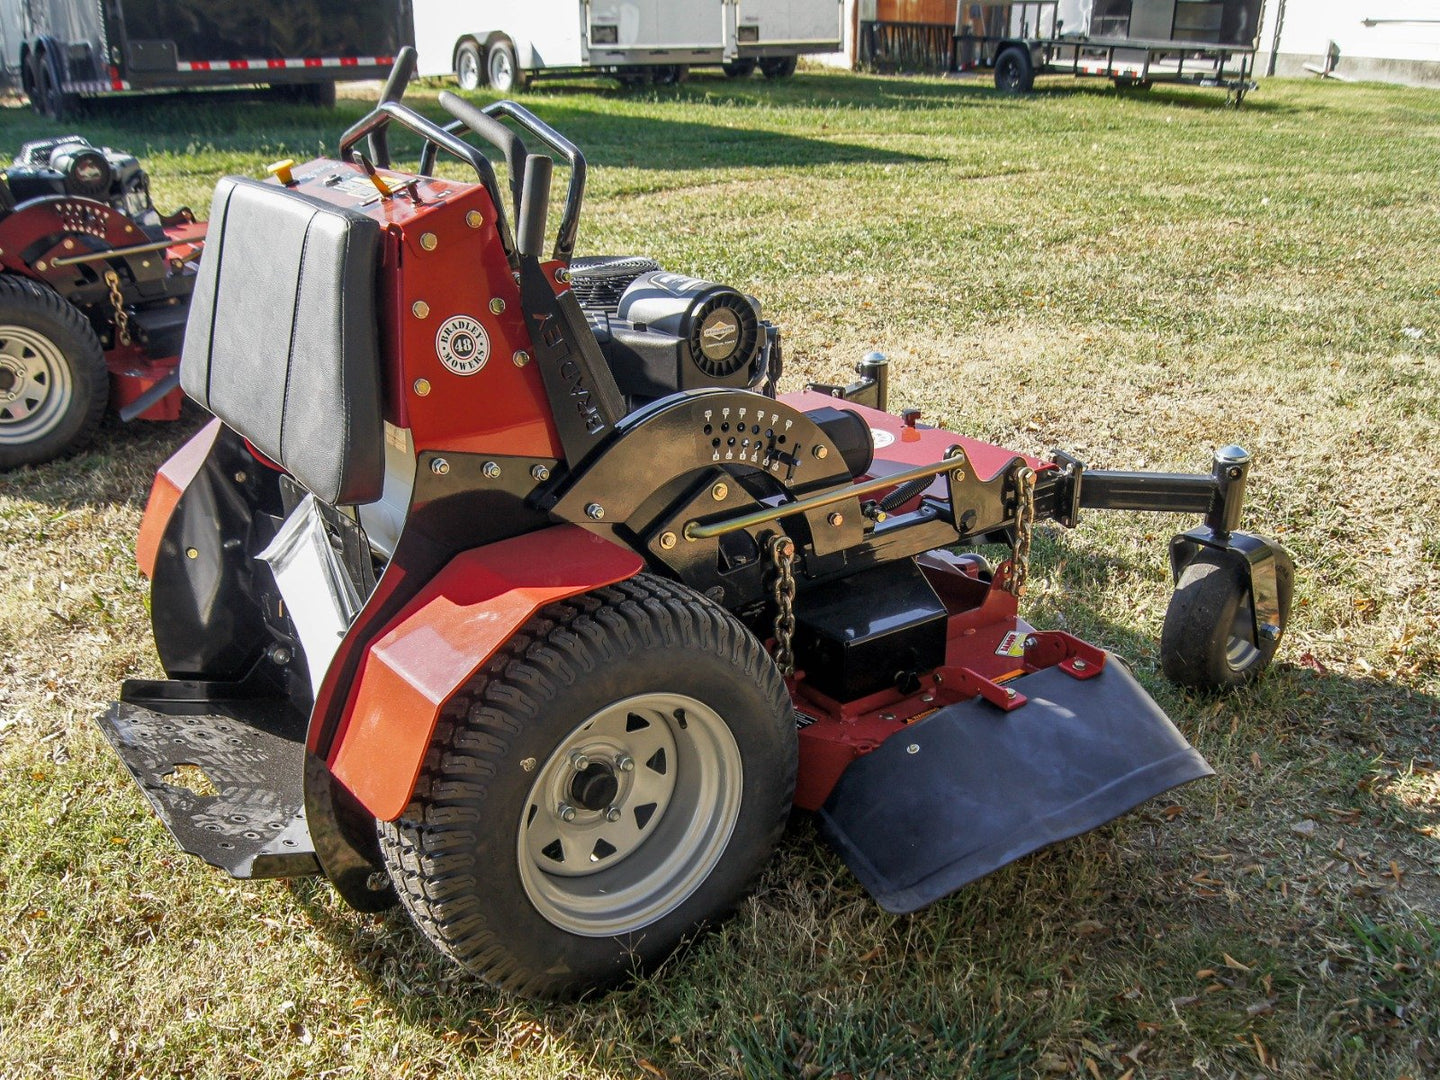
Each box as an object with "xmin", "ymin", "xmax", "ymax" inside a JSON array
[
  {"xmin": 516, "ymin": 154, "xmax": 552, "ymax": 260},
  {"xmin": 369, "ymin": 47, "xmax": 417, "ymax": 168},
  {"xmin": 437, "ymin": 90, "xmax": 526, "ymax": 221}
]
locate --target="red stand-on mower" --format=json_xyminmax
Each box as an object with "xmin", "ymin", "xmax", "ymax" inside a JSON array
[
  {"xmin": 0, "ymin": 136, "xmax": 203, "ymax": 468},
  {"xmin": 97, "ymin": 53, "xmax": 1293, "ymax": 998}
]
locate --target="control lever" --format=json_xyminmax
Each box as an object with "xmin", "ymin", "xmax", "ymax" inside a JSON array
[{"xmin": 369, "ymin": 46, "xmax": 417, "ymax": 169}]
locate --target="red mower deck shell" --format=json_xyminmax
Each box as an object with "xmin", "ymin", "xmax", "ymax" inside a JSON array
[{"xmin": 0, "ymin": 199, "xmax": 204, "ymax": 421}]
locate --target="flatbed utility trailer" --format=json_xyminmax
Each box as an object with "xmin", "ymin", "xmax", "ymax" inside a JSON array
[
  {"xmin": 7, "ymin": 0, "xmax": 411, "ymax": 116},
  {"xmin": 962, "ymin": 0, "xmax": 1263, "ymax": 102}
]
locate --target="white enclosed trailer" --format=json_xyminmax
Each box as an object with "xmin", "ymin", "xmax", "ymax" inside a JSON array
[{"xmin": 413, "ymin": 0, "xmax": 842, "ymax": 90}]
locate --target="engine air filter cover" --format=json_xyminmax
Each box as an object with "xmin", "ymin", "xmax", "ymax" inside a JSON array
[{"xmin": 618, "ymin": 271, "xmax": 761, "ymax": 381}]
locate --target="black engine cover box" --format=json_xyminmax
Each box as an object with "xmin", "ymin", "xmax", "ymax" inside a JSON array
[{"xmin": 793, "ymin": 560, "xmax": 947, "ymax": 700}]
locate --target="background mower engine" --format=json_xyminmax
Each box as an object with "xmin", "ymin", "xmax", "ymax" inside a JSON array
[
  {"xmin": 0, "ymin": 136, "xmax": 204, "ymax": 469},
  {"xmin": 96, "ymin": 50, "xmax": 1294, "ymax": 999}
]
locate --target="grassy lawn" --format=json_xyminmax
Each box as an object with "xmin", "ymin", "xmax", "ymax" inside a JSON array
[{"xmin": 2, "ymin": 66, "xmax": 1438, "ymax": 1079}]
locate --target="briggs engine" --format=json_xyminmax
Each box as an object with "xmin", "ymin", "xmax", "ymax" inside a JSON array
[
  {"xmin": 4, "ymin": 137, "xmax": 159, "ymax": 226},
  {"xmin": 570, "ymin": 256, "xmax": 778, "ymax": 406}
]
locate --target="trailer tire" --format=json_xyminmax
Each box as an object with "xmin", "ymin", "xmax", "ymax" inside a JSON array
[
  {"xmin": 723, "ymin": 59, "xmax": 757, "ymax": 78},
  {"xmin": 378, "ymin": 573, "xmax": 797, "ymax": 999},
  {"xmin": 1160, "ymin": 550, "xmax": 1292, "ymax": 690},
  {"xmin": 455, "ymin": 40, "xmax": 483, "ymax": 91},
  {"xmin": 1113, "ymin": 76, "xmax": 1152, "ymax": 90},
  {"xmin": 0, "ymin": 275, "xmax": 108, "ymax": 469},
  {"xmin": 650, "ymin": 64, "xmax": 689, "ymax": 86},
  {"xmin": 994, "ymin": 46, "xmax": 1034, "ymax": 94},
  {"xmin": 486, "ymin": 38, "xmax": 528, "ymax": 94},
  {"xmin": 35, "ymin": 54, "xmax": 77, "ymax": 120},
  {"xmin": 759, "ymin": 55, "xmax": 798, "ymax": 79}
]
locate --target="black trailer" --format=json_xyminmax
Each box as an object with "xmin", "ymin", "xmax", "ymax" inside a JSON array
[
  {"xmin": 962, "ymin": 0, "xmax": 1263, "ymax": 102},
  {"xmin": 10, "ymin": 0, "xmax": 413, "ymax": 116}
]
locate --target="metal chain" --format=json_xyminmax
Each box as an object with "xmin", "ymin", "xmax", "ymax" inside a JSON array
[
  {"xmin": 1007, "ymin": 465, "xmax": 1036, "ymax": 597},
  {"xmin": 766, "ymin": 534, "xmax": 797, "ymax": 676},
  {"xmin": 103, "ymin": 270, "xmax": 131, "ymax": 347}
]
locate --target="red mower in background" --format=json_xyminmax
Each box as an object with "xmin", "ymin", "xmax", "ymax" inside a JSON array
[
  {"xmin": 0, "ymin": 135, "xmax": 203, "ymax": 469},
  {"xmin": 97, "ymin": 51, "xmax": 1293, "ymax": 998}
]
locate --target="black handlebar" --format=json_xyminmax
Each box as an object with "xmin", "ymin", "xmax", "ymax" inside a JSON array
[
  {"xmin": 481, "ymin": 100, "xmax": 587, "ymax": 260},
  {"xmin": 368, "ymin": 45, "xmax": 416, "ymax": 168},
  {"xmin": 433, "ymin": 92, "xmax": 528, "ymax": 222},
  {"xmin": 338, "ymin": 100, "xmax": 518, "ymax": 263}
]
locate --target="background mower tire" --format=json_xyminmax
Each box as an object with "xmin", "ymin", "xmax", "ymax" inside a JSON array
[
  {"xmin": 1160, "ymin": 549, "xmax": 1292, "ymax": 689},
  {"xmin": 378, "ymin": 573, "xmax": 797, "ymax": 999},
  {"xmin": 0, "ymin": 275, "xmax": 108, "ymax": 469}
]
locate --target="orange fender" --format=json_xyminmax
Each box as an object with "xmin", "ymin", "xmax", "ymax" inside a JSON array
[{"xmin": 328, "ymin": 525, "xmax": 643, "ymax": 821}]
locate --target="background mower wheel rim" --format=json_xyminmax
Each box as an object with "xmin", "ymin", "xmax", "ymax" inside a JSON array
[
  {"xmin": 0, "ymin": 324, "xmax": 73, "ymax": 446},
  {"xmin": 517, "ymin": 691, "xmax": 743, "ymax": 936}
]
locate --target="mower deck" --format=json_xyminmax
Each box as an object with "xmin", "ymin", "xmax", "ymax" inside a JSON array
[
  {"xmin": 97, "ymin": 679, "xmax": 317, "ymax": 879},
  {"xmin": 816, "ymin": 660, "xmax": 1212, "ymax": 913}
]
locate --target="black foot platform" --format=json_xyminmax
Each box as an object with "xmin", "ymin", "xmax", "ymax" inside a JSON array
[{"xmin": 96, "ymin": 679, "xmax": 320, "ymax": 879}]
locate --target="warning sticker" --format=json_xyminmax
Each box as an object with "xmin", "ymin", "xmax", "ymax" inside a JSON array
[
  {"xmin": 995, "ymin": 630, "xmax": 1028, "ymax": 657},
  {"xmin": 436, "ymin": 315, "xmax": 490, "ymax": 376}
]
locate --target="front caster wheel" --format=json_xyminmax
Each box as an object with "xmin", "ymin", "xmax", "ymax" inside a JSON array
[
  {"xmin": 1161, "ymin": 550, "xmax": 1293, "ymax": 689},
  {"xmin": 379, "ymin": 573, "xmax": 797, "ymax": 998}
]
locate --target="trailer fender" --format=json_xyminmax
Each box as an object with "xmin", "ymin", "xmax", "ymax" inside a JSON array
[{"xmin": 327, "ymin": 525, "xmax": 644, "ymax": 821}]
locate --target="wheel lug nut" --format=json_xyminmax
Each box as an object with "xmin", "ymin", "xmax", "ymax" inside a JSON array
[
  {"xmin": 570, "ymin": 752, "xmax": 590, "ymax": 771},
  {"xmin": 559, "ymin": 804, "xmax": 577, "ymax": 823},
  {"xmin": 605, "ymin": 807, "xmax": 622, "ymax": 823},
  {"xmin": 616, "ymin": 755, "xmax": 634, "ymax": 772}
]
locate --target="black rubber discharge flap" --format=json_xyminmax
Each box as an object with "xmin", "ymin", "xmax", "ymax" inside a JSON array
[{"xmin": 816, "ymin": 660, "xmax": 1212, "ymax": 913}]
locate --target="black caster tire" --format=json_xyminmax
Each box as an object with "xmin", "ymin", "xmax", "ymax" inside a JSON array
[
  {"xmin": 759, "ymin": 56, "xmax": 798, "ymax": 79},
  {"xmin": 455, "ymin": 40, "xmax": 483, "ymax": 91},
  {"xmin": 994, "ymin": 46, "xmax": 1035, "ymax": 94},
  {"xmin": 486, "ymin": 38, "xmax": 528, "ymax": 93},
  {"xmin": 378, "ymin": 573, "xmax": 798, "ymax": 999},
  {"xmin": 1160, "ymin": 549, "xmax": 1293, "ymax": 690},
  {"xmin": 723, "ymin": 59, "xmax": 757, "ymax": 78},
  {"xmin": 0, "ymin": 275, "xmax": 109, "ymax": 469}
]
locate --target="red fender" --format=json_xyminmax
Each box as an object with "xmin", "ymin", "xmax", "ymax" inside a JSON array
[{"xmin": 328, "ymin": 525, "xmax": 644, "ymax": 821}]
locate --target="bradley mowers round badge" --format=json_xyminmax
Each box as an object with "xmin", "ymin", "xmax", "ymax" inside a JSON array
[{"xmin": 436, "ymin": 315, "xmax": 490, "ymax": 376}]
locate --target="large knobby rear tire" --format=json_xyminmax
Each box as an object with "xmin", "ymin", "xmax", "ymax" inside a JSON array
[
  {"xmin": 1161, "ymin": 550, "xmax": 1293, "ymax": 689},
  {"xmin": 0, "ymin": 275, "xmax": 108, "ymax": 469},
  {"xmin": 378, "ymin": 573, "xmax": 797, "ymax": 998}
]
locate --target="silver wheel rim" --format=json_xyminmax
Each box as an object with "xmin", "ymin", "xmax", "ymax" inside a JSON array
[
  {"xmin": 1225, "ymin": 594, "xmax": 1261, "ymax": 671},
  {"xmin": 457, "ymin": 49, "xmax": 479, "ymax": 90},
  {"xmin": 517, "ymin": 691, "xmax": 743, "ymax": 936},
  {"xmin": 0, "ymin": 323, "xmax": 73, "ymax": 445},
  {"xmin": 489, "ymin": 49, "xmax": 514, "ymax": 91}
]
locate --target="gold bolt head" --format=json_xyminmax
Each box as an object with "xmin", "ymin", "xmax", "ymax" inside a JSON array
[
  {"xmin": 813, "ymin": 445, "xmax": 828, "ymax": 460},
  {"xmin": 420, "ymin": 232, "xmax": 438, "ymax": 251},
  {"xmin": 431, "ymin": 458, "xmax": 451, "ymax": 476},
  {"xmin": 412, "ymin": 300, "xmax": 430, "ymax": 319},
  {"xmin": 63, "ymin": 239, "xmax": 75, "ymax": 250},
  {"xmin": 512, "ymin": 349, "xmax": 530, "ymax": 367},
  {"xmin": 828, "ymin": 512, "xmax": 844, "ymax": 527},
  {"xmin": 555, "ymin": 267, "xmax": 571, "ymax": 283},
  {"xmin": 413, "ymin": 378, "xmax": 431, "ymax": 396},
  {"xmin": 489, "ymin": 297, "xmax": 506, "ymax": 315},
  {"xmin": 711, "ymin": 481, "xmax": 729, "ymax": 502},
  {"xmin": 466, "ymin": 209, "xmax": 484, "ymax": 228},
  {"xmin": 659, "ymin": 531, "xmax": 678, "ymax": 550},
  {"xmin": 185, "ymin": 547, "xmax": 199, "ymax": 560}
]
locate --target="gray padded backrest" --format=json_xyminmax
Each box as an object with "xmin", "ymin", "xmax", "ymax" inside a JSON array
[{"xmin": 181, "ymin": 175, "xmax": 383, "ymax": 506}]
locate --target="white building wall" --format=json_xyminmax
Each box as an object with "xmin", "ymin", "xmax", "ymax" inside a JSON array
[{"xmin": 1260, "ymin": 0, "xmax": 1440, "ymax": 85}]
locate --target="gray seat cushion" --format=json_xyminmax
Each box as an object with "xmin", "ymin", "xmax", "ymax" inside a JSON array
[{"xmin": 181, "ymin": 175, "xmax": 383, "ymax": 506}]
